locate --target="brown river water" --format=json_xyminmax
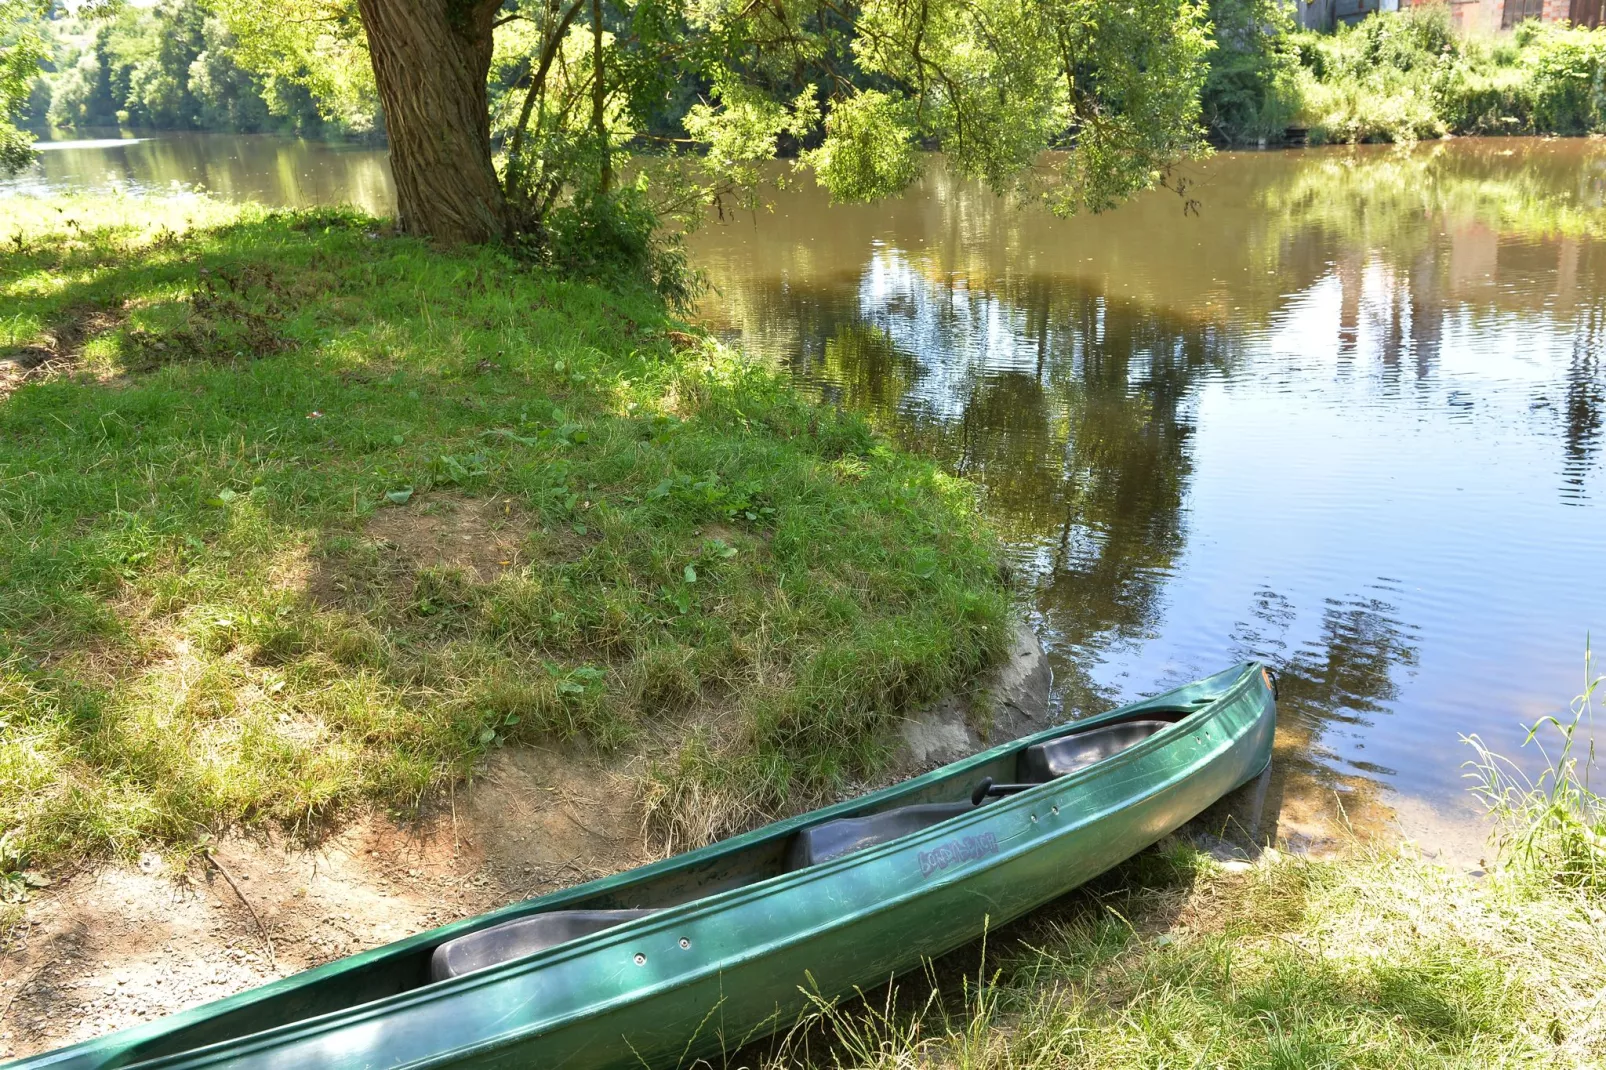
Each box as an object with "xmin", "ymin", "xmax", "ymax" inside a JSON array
[{"xmin": 9, "ymin": 131, "xmax": 1603, "ymax": 853}]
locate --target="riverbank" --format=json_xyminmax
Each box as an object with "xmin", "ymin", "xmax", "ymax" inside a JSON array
[
  {"xmin": 0, "ymin": 192, "xmax": 1012, "ymax": 878},
  {"xmin": 1206, "ymin": 6, "xmax": 1606, "ymax": 146}
]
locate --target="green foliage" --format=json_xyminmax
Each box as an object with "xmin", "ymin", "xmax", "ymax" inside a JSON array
[
  {"xmin": 0, "ymin": 0, "xmax": 48, "ymax": 173},
  {"xmin": 43, "ymin": 0, "xmax": 369, "ymax": 136},
  {"xmin": 798, "ymin": 91, "xmax": 917, "ymax": 204},
  {"xmin": 1284, "ymin": 9, "xmax": 1606, "ymax": 144},
  {"xmin": 210, "ymin": 0, "xmax": 377, "ymax": 134},
  {"xmin": 541, "ymin": 183, "xmax": 702, "ymax": 311},
  {"xmin": 1200, "ymin": 0, "xmax": 1300, "ymax": 144},
  {"xmin": 0, "ymin": 194, "xmax": 1011, "ymax": 866},
  {"xmin": 221, "ymin": 0, "xmax": 1213, "ymax": 229},
  {"xmin": 1466, "ymin": 644, "xmax": 1606, "ymax": 896}
]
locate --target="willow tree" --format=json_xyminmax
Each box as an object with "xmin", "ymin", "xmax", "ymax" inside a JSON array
[{"xmin": 216, "ymin": 0, "xmax": 1213, "ymax": 243}]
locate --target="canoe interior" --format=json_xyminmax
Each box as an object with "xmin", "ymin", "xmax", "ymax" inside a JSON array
[{"xmin": 100, "ymin": 679, "xmax": 1239, "ymax": 1068}]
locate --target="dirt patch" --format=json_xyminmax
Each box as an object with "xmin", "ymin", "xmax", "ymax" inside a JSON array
[
  {"xmin": 0, "ymin": 744, "xmax": 648, "ymax": 1062},
  {"xmin": 364, "ymin": 495, "xmax": 532, "ymax": 582},
  {"xmin": 305, "ymin": 495, "xmax": 534, "ymax": 608},
  {"xmin": 0, "ymin": 305, "xmax": 125, "ymax": 400},
  {"xmin": 458, "ymin": 747, "xmax": 656, "ymax": 896}
]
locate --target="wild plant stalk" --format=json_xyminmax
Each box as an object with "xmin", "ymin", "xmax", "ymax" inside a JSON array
[{"xmin": 1464, "ymin": 642, "xmax": 1606, "ymax": 893}]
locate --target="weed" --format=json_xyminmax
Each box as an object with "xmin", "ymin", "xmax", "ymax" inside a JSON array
[{"xmin": 1465, "ymin": 642, "xmax": 1606, "ymax": 894}]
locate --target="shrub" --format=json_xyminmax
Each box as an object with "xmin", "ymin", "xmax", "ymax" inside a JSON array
[
  {"xmin": 1202, "ymin": 0, "xmax": 1303, "ymax": 144},
  {"xmin": 1275, "ymin": 8, "xmax": 1606, "ymax": 143},
  {"xmin": 541, "ymin": 184, "xmax": 704, "ymax": 312}
]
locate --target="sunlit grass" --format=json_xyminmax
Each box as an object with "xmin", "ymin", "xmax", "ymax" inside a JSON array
[
  {"xmin": 0, "ymin": 193, "xmax": 1012, "ymax": 873},
  {"xmin": 758, "ymin": 841, "xmax": 1604, "ymax": 1068}
]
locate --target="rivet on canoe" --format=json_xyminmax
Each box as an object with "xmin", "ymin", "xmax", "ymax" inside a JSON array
[
  {"xmin": 1029, "ymin": 814, "xmax": 1038, "ymax": 823},
  {"xmin": 634, "ymin": 953, "xmax": 646, "ymax": 966},
  {"xmin": 1050, "ymin": 805, "xmax": 1059, "ymax": 815},
  {"xmin": 679, "ymin": 937, "xmax": 691, "ymax": 949}
]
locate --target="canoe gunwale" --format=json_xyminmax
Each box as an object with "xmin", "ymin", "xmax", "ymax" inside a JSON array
[{"xmin": 12, "ymin": 662, "xmax": 1272, "ymax": 1070}]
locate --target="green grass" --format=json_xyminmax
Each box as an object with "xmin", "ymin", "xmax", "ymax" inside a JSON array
[
  {"xmin": 0, "ymin": 192, "xmax": 1012, "ymax": 872},
  {"xmin": 757, "ymin": 841, "xmax": 1604, "ymax": 1068},
  {"xmin": 1466, "ymin": 645, "xmax": 1606, "ymax": 896}
]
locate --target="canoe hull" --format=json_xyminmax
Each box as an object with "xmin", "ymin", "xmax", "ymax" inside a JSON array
[{"xmin": 13, "ymin": 662, "xmax": 1274, "ymax": 1070}]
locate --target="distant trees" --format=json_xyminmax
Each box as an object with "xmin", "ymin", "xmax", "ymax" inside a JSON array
[{"xmin": 41, "ymin": 0, "xmax": 379, "ymax": 139}]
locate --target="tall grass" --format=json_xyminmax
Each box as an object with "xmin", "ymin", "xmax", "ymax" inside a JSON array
[
  {"xmin": 753, "ymin": 839, "xmax": 1605, "ymax": 1068},
  {"xmin": 1465, "ymin": 643, "xmax": 1606, "ymax": 894}
]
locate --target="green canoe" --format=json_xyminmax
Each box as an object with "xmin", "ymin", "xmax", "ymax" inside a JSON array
[{"xmin": 10, "ymin": 661, "xmax": 1276, "ymax": 1070}]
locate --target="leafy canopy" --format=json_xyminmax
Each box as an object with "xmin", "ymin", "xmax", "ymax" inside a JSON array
[
  {"xmin": 0, "ymin": 0, "xmax": 48, "ymax": 173},
  {"xmin": 208, "ymin": 0, "xmax": 1212, "ymax": 221}
]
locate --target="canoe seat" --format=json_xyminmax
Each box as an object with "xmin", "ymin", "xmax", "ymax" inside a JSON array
[
  {"xmin": 787, "ymin": 802, "xmax": 972, "ymax": 870},
  {"xmin": 430, "ymin": 908, "xmax": 658, "ymax": 982},
  {"xmin": 1018, "ymin": 720, "xmax": 1173, "ymax": 782}
]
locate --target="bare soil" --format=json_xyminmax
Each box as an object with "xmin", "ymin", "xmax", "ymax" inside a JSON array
[
  {"xmin": 0, "ymin": 304, "xmax": 125, "ymax": 400},
  {"xmin": 0, "ymin": 747, "xmax": 651, "ymax": 1061}
]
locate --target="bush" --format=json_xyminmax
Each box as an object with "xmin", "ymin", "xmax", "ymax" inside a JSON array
[
  {"xmin": 1201, "ymin": 0, "xmax": 1302, "ymax": 144},
  {"xmin": 1521, "ymin": 21, "xmax": 1606, "ymax": 134},
  {"xmin": 541, "ymin": 185, "xmax": 703, "ymax": 312},
  {"xmin": 1277, "ymin": 8, "xmax": 1606, "ymax": 144}
]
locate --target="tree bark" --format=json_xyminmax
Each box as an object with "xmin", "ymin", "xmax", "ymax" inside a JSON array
[
  {"xmin": 592, "ymin": 0, "xmax": 610, "ymax": 193},
  {"xmin": 357, "ymin": 0, "xmax": 510, "ymax": 243}
]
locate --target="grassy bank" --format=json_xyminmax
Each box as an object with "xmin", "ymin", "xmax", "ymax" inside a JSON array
[
  {"xmin": 0, "ymin": 193, "xmax": 1012, "ymax": 874},
  {"xmin": 1204, "ymin": 4, "xmax": 1606, "ymax": 145}
]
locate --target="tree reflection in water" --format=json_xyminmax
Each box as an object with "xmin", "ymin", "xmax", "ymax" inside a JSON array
[{"xmin": 692, "ymin": 140, "xmax": 1606, "ymax": 844}]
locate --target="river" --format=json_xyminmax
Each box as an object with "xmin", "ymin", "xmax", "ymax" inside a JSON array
[{"xmin": 9, "ymin": 131, "xmax": 1603, "ymax": 852}]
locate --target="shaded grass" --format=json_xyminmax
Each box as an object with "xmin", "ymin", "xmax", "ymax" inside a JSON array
[
  {"xmin": 0, "ymin": 192, "xmax": 1012, "ymax": 870},
  {"xmin": 760, "ymin": 841, "xmax": 1604, "ymax": 1069}
]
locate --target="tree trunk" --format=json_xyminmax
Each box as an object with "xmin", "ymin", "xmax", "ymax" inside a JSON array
[
  {"xmin": 357, "ymin": 0, "xmax": 509, "ymax": 243},
  {"xmin": 592, "ymin": 0, "xmax": 610, "ymax": 193}
]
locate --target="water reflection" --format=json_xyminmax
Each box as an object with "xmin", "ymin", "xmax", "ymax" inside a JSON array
[
  {"xmin": 3, "ymin": 131, "xmax": 394, "ymax": 214},
  {"xmin": 691, "ymin": 140, "xmax": 1606, "ymax": 841}
]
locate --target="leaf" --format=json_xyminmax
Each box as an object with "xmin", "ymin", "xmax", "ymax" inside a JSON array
[
  {"xmin": 481, "ymin": 428, "xmax": 540, "ymax": 447},
  {"xmin": 214, "ymin": 488, "xmax": 238, "ymax": 505},
  {"xmin": 572, "ymin": 522, "xmax": 588, "ymax": 536},
  {"xmin": 684, "ymin": 564, "xmax": 698, "ymax": 584},
  {"xmin": 391, "ymin": 434, "xmax": 404, "ymax": 446},
  {"xmin": 504, "ymin": 714, "xmax": 521, "ymax": 726},
  {"xmin": 478, "ymin": 727, "xmax": 496, "ymax": 745},
  {"xmin": 385, "ymin": 487, "xmax": 414, "ymax": 505}
]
